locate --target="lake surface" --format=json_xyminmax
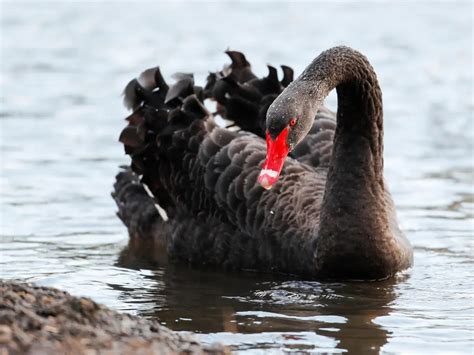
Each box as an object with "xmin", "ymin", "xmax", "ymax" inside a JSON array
[{"xmin": 1, "ymin": 1, "xmax": 473, "ymax": 353}]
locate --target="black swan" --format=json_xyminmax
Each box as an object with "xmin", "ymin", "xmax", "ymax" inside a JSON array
[{"xmin": 113, "ymin": 46, "xmax": 413, "ymax": 280}]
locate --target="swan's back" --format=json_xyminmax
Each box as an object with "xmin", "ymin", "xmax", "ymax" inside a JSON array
[{"xmin": 113, "ymin": 51, "xmax": 337, "ymax": 276}]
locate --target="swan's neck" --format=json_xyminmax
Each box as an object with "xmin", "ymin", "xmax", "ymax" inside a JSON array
[
  {"xmin": 300, "ymin": 48, "xmax": 384, "ymax": 169},
  {"xmin": 298, "ymin": 47, "xmax": 391, "ymax": 277},
  {"xmin": 296, "ymin": 47, "xmax": 384, "ymax": 186}
]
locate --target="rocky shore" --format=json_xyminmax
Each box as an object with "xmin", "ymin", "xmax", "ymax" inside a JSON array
[{"xmin": 0, "ymin": 281, "xmax": 227, "ymax": 354}]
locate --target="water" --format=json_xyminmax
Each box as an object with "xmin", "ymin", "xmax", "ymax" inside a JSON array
[{"xmin": 1, "ymin": 1, "xmax": 473, "ymax": 353}]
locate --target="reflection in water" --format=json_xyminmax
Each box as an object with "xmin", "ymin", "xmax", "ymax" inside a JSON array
[{"xmin": 117, "ymin": 242, "xmax": 403, "ymax": 353}]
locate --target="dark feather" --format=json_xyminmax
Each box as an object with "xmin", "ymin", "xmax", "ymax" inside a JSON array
[
  {"xmin": 165, "ymin": 74, "xmax": 194, "ymax": 104},
  {"xmin": 182, "ymin": 95, "xmax": 209, "ymax": 119},
  {"xmin": 119, "ymin": 126, "xmax": 143, "ymax": 147},
  {"xmin": 138, "ymin": 67, "xmax": 160, "ymax": 90},
  {"xmin": 225, "ymin": 50, "xmax": 250, "ymax": 69},
  {"xmin": 281, "ymin": 65, "xmax": 294, "ymax": 87},
  {"xmin": 123, "ymin": 79, "xmax": 141, "ymax": 110}
]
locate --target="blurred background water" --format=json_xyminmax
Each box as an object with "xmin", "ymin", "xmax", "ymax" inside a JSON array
[{"xmin": 1, "ymin": 1, "xmax": 473, "ymax": 353}]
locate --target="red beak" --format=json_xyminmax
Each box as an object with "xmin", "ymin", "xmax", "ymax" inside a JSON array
[{"xmin": 258, "ymin": 128, "xmax": 290, "ymax": 189}]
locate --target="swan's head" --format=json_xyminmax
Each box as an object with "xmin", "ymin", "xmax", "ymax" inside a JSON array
[{"xmin": 258, "ymin": 92, "xmax": 316, "ymax": 190}]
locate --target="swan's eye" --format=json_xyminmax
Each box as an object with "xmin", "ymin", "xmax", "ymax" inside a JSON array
[{"xmin": 289, "ymin": 118, "xmax": 297, "ymax": 127}]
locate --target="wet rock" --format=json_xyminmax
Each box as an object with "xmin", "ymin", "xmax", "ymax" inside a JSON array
[{"xmin": 0, "ymin": 281, "xmax": 227, "ymax": 355}]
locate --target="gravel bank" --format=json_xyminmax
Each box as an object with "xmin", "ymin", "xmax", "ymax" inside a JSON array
[{"xmin": 0, "ymin": 281, "xmax": 227, "ymax": 354}]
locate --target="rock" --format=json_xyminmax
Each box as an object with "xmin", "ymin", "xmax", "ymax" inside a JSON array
[
  {"xmin": 0, "ymin": 281, "xmax": 227, "ymax": 355},
  {"xmin": 0, "ymin": 325, "xmax": 12, "ymax": 343}
]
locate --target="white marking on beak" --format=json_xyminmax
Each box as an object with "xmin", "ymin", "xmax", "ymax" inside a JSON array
[
  {"xmin": 259, "ymin": 176, "xmax": 273, "ymax": 190},
  {"xmin": 259, "ymin": 169, "xmax": 279, "ymax": 178}
]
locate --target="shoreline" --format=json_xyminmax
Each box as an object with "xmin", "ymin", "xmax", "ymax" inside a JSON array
[{"xmin": 0, "ymin": 281, "xmax": 227, "ymax": 354}]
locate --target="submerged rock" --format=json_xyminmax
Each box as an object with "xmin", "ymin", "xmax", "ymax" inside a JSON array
[{"xmin": 0, "ymin": 281, "xmax": 227, "ymax": 354}]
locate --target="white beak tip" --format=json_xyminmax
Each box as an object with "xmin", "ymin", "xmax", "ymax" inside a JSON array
[{"xmin": 258, "ymin": 172, "xmax": 277, "ymax": 190}]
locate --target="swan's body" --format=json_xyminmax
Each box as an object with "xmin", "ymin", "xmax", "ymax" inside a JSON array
[{"xmin": 113, "ymin": 46, "xmax": 413, "ymax": 280}]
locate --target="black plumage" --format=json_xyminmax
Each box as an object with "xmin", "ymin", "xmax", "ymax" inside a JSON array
[{"xmin": 114, "ymin": 47, "xmax": 413, "ymax": 280}]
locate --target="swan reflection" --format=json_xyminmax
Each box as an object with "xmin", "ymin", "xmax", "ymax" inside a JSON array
[{"xmin": 116, "ymin": 243, "xmax": 404, "ymax": 353}]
